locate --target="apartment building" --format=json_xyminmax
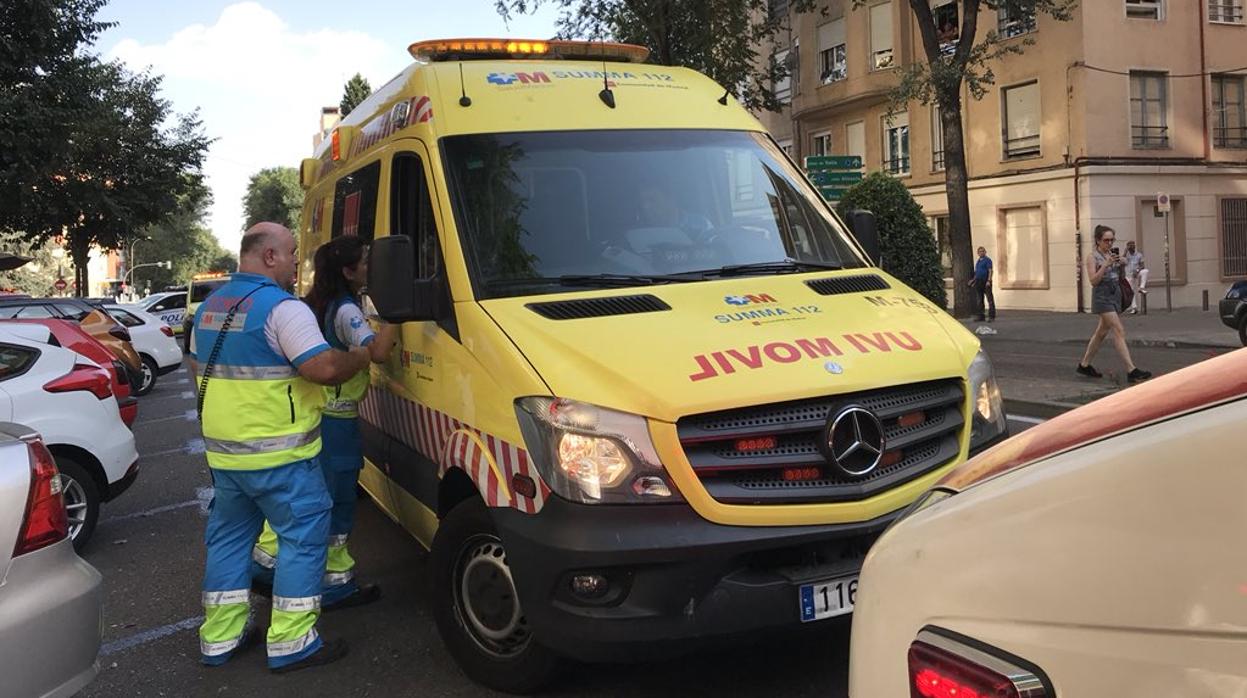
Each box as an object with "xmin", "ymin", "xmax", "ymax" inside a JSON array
[{"xmin": 760, "ymin": 0, "xmax": 1247, "ymax": 311}]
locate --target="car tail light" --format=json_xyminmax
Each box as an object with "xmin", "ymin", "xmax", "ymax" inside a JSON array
[
  {"xmin": 109, "ymin": 325, "xmax": 132, "ymax": 342},
  {"xmin": 160, "ymin": 325, "xmax": 174, "ymax": 337},
  {"xmin": 909, "ymin": 631, "xmax": 1048, "ymax": 698},
  {"xmin": 13, "ymin": 437, "xmax": 68, "ymax": 556},
  {"xmin": 44, "ymin": 363, "xmax": 113, "ymax": 400}
]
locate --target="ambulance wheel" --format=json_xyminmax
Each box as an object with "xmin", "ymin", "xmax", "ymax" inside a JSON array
[{"xmin": 431, "ymin": 497, "xmax": 559, "ymax": 694}]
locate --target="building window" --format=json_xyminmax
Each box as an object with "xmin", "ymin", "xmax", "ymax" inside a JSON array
[
  {"xmin": 778, "ymin": 139, "xmax": 794, "ymax": 157},
  {"xmin": 999, "ymin": 4, "xmax": 1037, "ymax": 37},
  {"xmin": 1208, "ymin": 0, "xmax": 1244, "ymax": 23},
  {"xmin": 930, "ymin": 214, "xmax": 953, "ymax": 282},
  {"xmin": 1125, "ymin": 0, "xmax": 1164, "ymax": 19},
  {"xmin": 1002, "ymin": 81, "xmax": 1041, "ymax": 158},
  {"xmin": 1130, "ymin": 71, "xmax": 1169, "ymax": 148},
  {"xmin": 818, "ymin": 19, "xmax": 848, "ymax": 84},
  {"xmin": 932, "ymin": 0, "xmax": 959, "ymax": 54},
  {"xmin": 998, "ymin": 205, "xmax": 1048, "ymax": 289},
  {"xmin": 810, "ymin": 131, "xmax": 833, "ymax": 157},
  {"xmin": 1223, "ymin": 198, "xmax": 1247, "ymax": 277},
  {"xmin": 768, "ymin": 0, "xmax": 789, "ymax": 20},
  {"xmin": 870, "ymin": 3, "xmax": 894, "ymax": 70},
  {"xmin": 931, "ymin": 106, "xmax": 945, "ymax": 171},
  {"xmin": 883, "ymin": 112, "xmax": 910, "ymax": 175},
  {"xmin": 846, "ymin": 121, "xmax": 866, "ymax": 163},
  {"xmin": 1213, "ymin": 74, "xmax": 1247, "ymax": 148},
  {"xmin": 773, "ymin": 48, "xmax": 792, "ymax": 104}
]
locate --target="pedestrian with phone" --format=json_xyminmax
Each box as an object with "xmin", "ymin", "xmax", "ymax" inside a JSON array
[{"xmin": 1077, "ymin": 225, "xmax": 1152, "ymax": 383}]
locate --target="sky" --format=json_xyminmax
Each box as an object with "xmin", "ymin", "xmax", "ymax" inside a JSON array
[{"xmin": 98, "ymin": 0, "xmax": 562, "ymax": 252}]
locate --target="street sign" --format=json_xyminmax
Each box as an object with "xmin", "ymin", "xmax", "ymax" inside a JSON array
[
  {"xmin": 1156, "ymin": 192, "xmax": 1171, "ymax": 213},
  {"xmin": 808, "ymin": 170, "xmax": 864, "ymax": 185},
  {"xmin": 54, "ymin": 278, "xmax": 67, "ymax": 292},
  {"xmin": 805, "ymin": 155, "xmax": 862, "ymax": 170},
  {"xmin": 818, "ymin": 186, "xmax": 854, "ymax": 200}
]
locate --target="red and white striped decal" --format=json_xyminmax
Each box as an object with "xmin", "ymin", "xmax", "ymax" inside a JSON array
[
  {"xmin": 413, "ymin": 96, "xmax": 433, "ymax": 123},
  {"xmin": 358, "ymin": 387, "xmax": 550, "ymax": 513}
]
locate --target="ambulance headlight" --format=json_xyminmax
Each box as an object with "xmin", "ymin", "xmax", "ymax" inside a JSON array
[
  {"xmin": 516, "ymin": 397, "xmax": 683, "ymax": 504},
  {"xmin": 967, "ymin": 350, "xmax": 1007, "ymax": 451}
]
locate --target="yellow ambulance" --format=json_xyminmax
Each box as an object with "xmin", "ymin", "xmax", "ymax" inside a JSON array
[{"xmin": 297, "ymin": 38, "xmax": 1006, "ymax": 692}]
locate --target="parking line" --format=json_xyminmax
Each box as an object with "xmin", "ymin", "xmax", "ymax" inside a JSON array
[
  {"xmin": 135, "ymin": 409, "xmax": 197, "ymax": 426},
  {"xmin": 101, "ymin": 616, "xmax": 203, "ymax": 656},
  {"xmin": 145, "ymin": 438, "xmax": 205, "ymax": 459},
  {"xmin": 102, "ymin": 499, "xmax": 200, "ymax": 523}
]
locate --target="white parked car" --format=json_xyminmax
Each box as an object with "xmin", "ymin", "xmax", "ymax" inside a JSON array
[
  {"xmin": 105, "ymin": 304, "xmax": 183, "ymax": 395},
  {"xmin": 0, "ymin": 421, "xmax": 103, "ymax": 698},
  {"xmin": 128, "ymin": 291, "xmax": 186, "ymax": 336},
  {"xmin": 0, "ymin": 327, "xmax": 139, "ymax": 550}
]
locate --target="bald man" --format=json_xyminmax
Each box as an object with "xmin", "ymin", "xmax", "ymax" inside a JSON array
[{"xmin": 192, "ymin": 223, "xmax": 370, "ymax": 673}]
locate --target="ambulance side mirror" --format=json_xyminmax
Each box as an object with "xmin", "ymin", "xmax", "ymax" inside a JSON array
[
  {"xmin": 368, "ymin": 235, "xmax": 437, "ymax": 323},
  {"xmin": 848, "ymin": 209, "xmax": 881, "ymax": 267}
]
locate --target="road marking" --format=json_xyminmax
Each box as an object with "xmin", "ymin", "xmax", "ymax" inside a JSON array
[
  {"xmin": 181, "ymin": 390, "xmax": 195, "ymax": 399},
  {"xmin": 175, "ymin": 377, "xmax": 190, "ymax": 385},
  {"xmin": 102, "ymin": 499, "xmax": 199, "ymax": 523},
  {"xmin": 145, "ymin": 438, "xmax": 205, "ymax": 459},
  {"xmin": 1008, "ymin": 415, "xmax": 1046, "ymax": 425},
  {"xmin": 101, "ymin": 616, "xmax": 203, "ymax": 656},
  {"xmin": 135, "ymin": 409, "xmax": 197, "ymax": 425}
]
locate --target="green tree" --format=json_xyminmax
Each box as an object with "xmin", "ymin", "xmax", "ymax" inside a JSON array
[
  {"xmin": 242, "ymin": 166, "xmax": 303, "ymax": 230},
  {"xmin": 340, "ymin": 73, "xmax": 372, "ymax": 116},
  {"xmin": 837, "ymin": 172, "xmax": 946, "ymax": 308},
  {"xmin": 1, "ymin": 1, "xmax": 212, "ymax": 296},
  {"xmin": 853, "ymin": 0, "xmax": 1074, "ymax": 317},
  {"xmin": 495, "ymin": 0, "xmax": 815, "ymax": 112},
  {"xmin": 0, "ymin": 235, "xmax": 62, "ymax": 296},
  {"xmin": 129, "ymin": 190, "xmax": 236, "ymax": 294}
]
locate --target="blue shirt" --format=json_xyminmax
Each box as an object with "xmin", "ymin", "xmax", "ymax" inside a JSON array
[{"xmin": 974, "ymin": 256, "xmax": 993, "ymax": 282}]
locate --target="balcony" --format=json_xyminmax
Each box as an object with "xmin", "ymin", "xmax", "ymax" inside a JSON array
[
  {"xmin": 1215, "ymin": 126, "xmax": 1247, "ymax": 148},
  {"xmin": 1209, "ymin": 0, "xmax": 1245, "ymax": 23}
]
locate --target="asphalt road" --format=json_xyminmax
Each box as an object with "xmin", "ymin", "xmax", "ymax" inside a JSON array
[{"xmin": 78, "ymin": 363, "xmax": 1043, "ymax": 698}]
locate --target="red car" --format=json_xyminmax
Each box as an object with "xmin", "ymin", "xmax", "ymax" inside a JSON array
[{"xmin": 2, "ymin": 319, "xmax": 139, "ymax": 426}]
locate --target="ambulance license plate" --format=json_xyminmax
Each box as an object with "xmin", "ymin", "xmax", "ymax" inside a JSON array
[{"xmin": 799, "ymin": 576, "xmax": 858, "ymax": 622}]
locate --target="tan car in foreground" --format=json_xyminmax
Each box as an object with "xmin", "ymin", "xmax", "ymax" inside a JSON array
[{"xmin": 850, "ymin": 349, "xmax": 1247, "ymax": 697}]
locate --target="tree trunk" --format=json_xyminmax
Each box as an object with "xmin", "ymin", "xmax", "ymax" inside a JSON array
[
  {"xmin": 70, "ymin": 237, "xmax": 90, "ymax": 298},
  {"xmin": 941, "ymin": 95, "xmax": 976, "ymax": 318}
]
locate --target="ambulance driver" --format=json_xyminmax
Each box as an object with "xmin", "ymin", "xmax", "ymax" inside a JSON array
[{"xmin": 252, "ymin": 236, "xmax": 398, "ymax": 609}]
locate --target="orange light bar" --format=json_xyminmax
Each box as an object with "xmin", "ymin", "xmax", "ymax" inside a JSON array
[{"xmin": 408, "ymin": 37, "xmax": 649, "ymax": 64}]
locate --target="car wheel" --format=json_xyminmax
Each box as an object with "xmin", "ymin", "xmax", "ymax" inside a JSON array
[
  {"xmin": 1239, "ymin": 314, "xmax": 1247, "ymax": 347},
  {"xmin": 135, "ymin": 356, "xmax": 158, "ymax": 396},
  {"xmin": 431, "ymin": 497, "xmax": 559, "ymax": 694},
  {"xmin": 55, "ymin": 457, "xmax": 100, "ymax": 552}
]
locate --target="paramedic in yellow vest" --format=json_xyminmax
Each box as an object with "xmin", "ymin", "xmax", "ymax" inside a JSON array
[
  {"xmin": 191, "ymin": 223, "xmax": 370, "ymax": 673},
  {"xmin": 251, "ymin": 236, "xmax": 397, "ymax": 608}
]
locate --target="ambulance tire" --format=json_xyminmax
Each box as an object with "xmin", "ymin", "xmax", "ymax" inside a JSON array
[{"xmin": 431, "ymin": 497, "xmax": 560, "ymax": 694}]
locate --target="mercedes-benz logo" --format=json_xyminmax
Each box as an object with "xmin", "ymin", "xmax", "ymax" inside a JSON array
[{"xmin": 824, "ymin": 406, "xmax": 886, "ymax": 477}]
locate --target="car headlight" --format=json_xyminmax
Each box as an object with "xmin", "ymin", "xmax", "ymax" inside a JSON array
[
  {"xmin": 515, "ymin": 397, "xmax": 683, "ymax": 505},
  {"xmin": 967, "ymin": 350, "xmax": 1007, "ymax": 451}
]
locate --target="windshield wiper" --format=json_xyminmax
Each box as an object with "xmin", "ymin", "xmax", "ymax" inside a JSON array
[
  {"xmin": 488, "ymin": 273, "xmax": 694, "ymax": 289},
  {"xmin": 692, "ymin": 259, "xmax": 844, "ymax": 278}
]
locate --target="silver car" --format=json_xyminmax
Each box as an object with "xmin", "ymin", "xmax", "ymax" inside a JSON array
[{"xmin": 0, "ymin": 421, "xmax": 102, "ymax": 697}]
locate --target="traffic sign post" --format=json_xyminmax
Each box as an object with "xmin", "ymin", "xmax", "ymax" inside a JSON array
[
  {"xmin": 54, "ymin": 278, "xmax": 67, "ymax": 292},
  {"xmin": 1157, "ymin": 193, "xmax": 1172, "ymax": 312}
]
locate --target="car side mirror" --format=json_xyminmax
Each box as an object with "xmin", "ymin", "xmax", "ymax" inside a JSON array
[
  {"xmin": 848, "ymin": 209, "xmax": 881, "ymax": 267},
  {"xmin": 367, "ymin": 235, "xmax": 441, "ymax": 323}
]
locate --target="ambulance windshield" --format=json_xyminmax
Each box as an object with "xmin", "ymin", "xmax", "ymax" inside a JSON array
[{"xmin": 442, "ymin": 129, "xmax": 868, "ymax": 298}]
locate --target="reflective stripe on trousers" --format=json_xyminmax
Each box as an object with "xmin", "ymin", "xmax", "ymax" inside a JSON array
[
  {"xmin": 268, "ymin": 627, "xmax": 319, "ymax": 658},
  {"xmin": 200, "ymin": 588, "xmax": 250, "ymax": 657},
  {"xmin": 204, "ymin": 427, "xmax": 321, "ymax": 456}
]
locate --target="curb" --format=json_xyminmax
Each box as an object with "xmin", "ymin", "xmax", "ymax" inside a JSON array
[{"xmin": 1004, "ymin": 398, "xmax": 1079, "ymax": 420}]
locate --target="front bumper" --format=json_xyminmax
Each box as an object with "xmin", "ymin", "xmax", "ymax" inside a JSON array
[
  {"xmin": 1218, "ymin": 298, "xmax": 1243, "ymax": 329},
  {"xmin": 494, "ymin": 497, "xmax": 897, "ymax": 662},
  {"xmin": 0, "ymin": 540, "xmax": 103, "ymax": 698}
]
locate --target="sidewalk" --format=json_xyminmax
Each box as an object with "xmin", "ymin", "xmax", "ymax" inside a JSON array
[
  {"xmin": 959, "ymin": 307, "xmax": 1241, "ymax": 417},
  {"xmin": 960, "ymin": 306, "xmax": 1238, "ymax": 350}
]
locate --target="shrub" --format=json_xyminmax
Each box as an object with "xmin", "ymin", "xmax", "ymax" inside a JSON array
[{"xmin": 836, "ymin": 172, "xmax": 947, "ymax": 308}]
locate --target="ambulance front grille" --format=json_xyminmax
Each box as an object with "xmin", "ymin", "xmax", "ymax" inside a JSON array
[{"xmin": 676, "ymin": 379, "xmax": 965, "ymax": 505}]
